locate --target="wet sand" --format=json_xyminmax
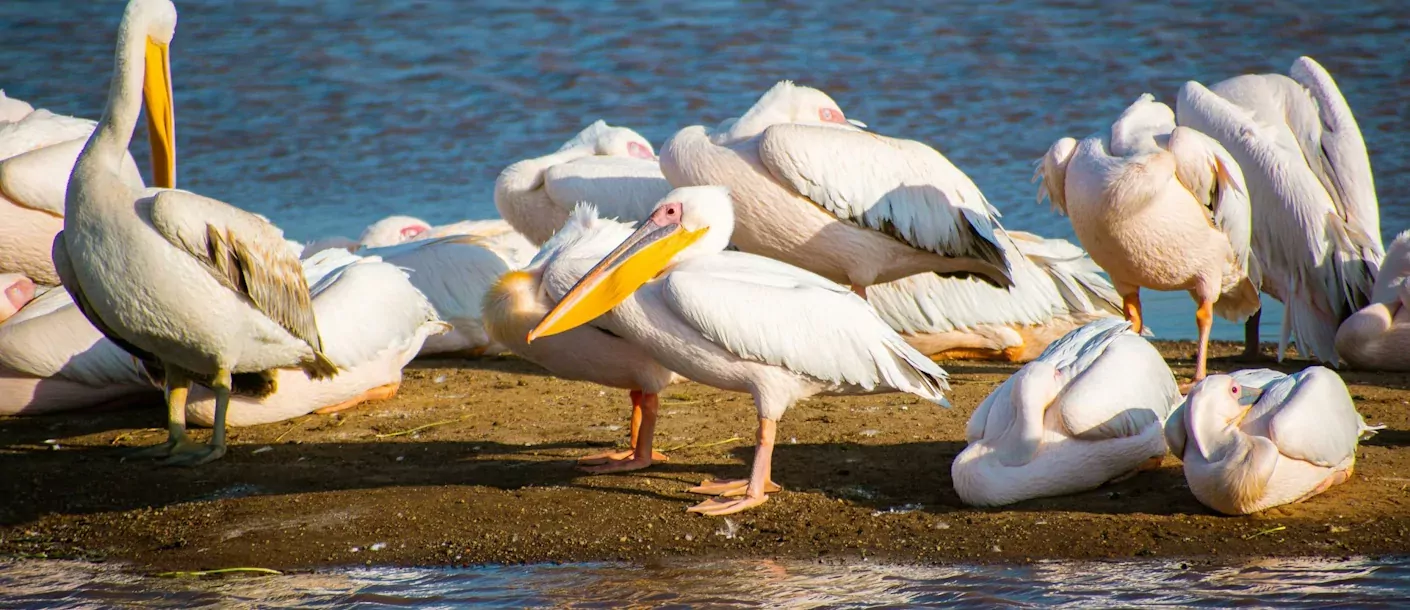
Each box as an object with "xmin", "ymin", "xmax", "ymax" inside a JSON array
[{"xmin": 2, "ymin": 341, "xmax": 1408, "ymax": 572}]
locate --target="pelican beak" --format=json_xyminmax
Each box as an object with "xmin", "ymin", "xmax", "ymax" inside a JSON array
[
  {"xmin": 1236, "ymin": 385, "xmax": 1263, "ymax": 406},
  {"xmin": 847, "ymin": 118, "xmax": 867, "ymax": 129},
  {"xmin": 526, "ymin": 219, "xmax": 705, "ymax": 342},
  {"xmin": 142, "ymin": 37, "xmax": 175, "ymax": 189}
]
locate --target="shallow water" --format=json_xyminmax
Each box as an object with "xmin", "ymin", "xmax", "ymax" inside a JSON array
[
  {"xmin": 3, "ymin": 556, "xmax": 1409, "ymax": 608},
  {"xmin": 2, "ymin": 1, "xmax": 1407, "ymax": 340}
]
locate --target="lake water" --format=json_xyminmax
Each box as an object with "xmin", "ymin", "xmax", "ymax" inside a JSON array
[
  {"xmin": 4, "ymin": 555, "xmax": 1410, "ymax": 607},
  {"xmin": 2, "ymin": 0, "xmax": 1407, "ymax": 341}
]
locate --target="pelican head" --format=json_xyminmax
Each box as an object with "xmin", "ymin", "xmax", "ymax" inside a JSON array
[
  {"xmin": 527, "ymin": 186, "xmax": 734, "ymax": 342},
  {"xmin": 360, "ymin": 215, "xmax": 433, "ymax": 247},
  {"xmin": 726, "ymin": 81, "xmax": 865, "ymax": 140},
  {"xmin": 595, "ymin": 127, "xmax": 657, "ymax": 161},
  {"xmin": 118, "ymin": 0, "xmax": 179, "ymax": 188},
  {"xmin": 0, "ymin": 274, "xmax": 36, "ymax": 323},
  {"xmin": 1183, "ymin": 374, "xmax": 1263, "ymax": 460},
  {"xmin": 1011, "ymin": 360, "xmax": 1064, "ymax": 412},
  {"xmin": 1110, "ymin": 93, "xmax": 1175, "ymax": 156}
]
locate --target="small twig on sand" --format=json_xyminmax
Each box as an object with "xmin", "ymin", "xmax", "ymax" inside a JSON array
[
  {"xmin": 274, "ymin": 416, "xmax": 311, "ymax": 443},
  {"xmin": 1243, "ymin": 525, "xmax": 1287, "ymax": 540},
  {"xmin": 155, "ymin": 567, "xmax": 283, "ymax": 578},
  {"xmin": 110, "ymin": 429, "xmax": 157, "ymax": 446},
  {"xmin": 659, "ymin": 436, "xmax": 744, "ymax": 452},
  {"xmin": 374, "ymin": 416, "xmax": 469, "ymax": 439}
]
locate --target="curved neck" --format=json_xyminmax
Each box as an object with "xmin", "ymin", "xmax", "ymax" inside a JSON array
[
  {"xmin": 1187, "ymin": 404, "xmax": 1244, "ymax": 462},
  {"xmin": 83, "ymin": 17, "xmax": 149, "ymax": 179}
]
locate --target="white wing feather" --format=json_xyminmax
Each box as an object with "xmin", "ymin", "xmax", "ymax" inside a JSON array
[
  {"xmin": 300, "ymin": 252, "xmax": 446, "ymax": 368},
  {"xmin": 364, "ymin": 237, "xmax": 508, "ymax": 349},
  {"xmin": 544, "ymin": 156, "xmax": 671, "ymax": 224},
  {"xmin": 0, "ymin": 288, "xmax": 149, "ymax": 386},
  {"xmin": 1167, "ymin": 126, "xmax": 1258, "ymax": 285}
]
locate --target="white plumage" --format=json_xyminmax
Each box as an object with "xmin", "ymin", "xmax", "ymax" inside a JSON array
[
  {"xmin": 1176, "ymin": 56, "xmax": 1384, "ymax": 365},
  {"xmin": 952, "ymin": 318, "xmax": 1180, "ymax": 506},
  {"xmin": 1336, "ymin": 230, "xmax": 1410, "ymax": 370},
  {"xmin": 1165, "ymin": 367, "xmax": 1379, "ymax": 514}
]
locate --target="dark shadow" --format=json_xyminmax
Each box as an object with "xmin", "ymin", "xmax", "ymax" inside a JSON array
[{"xmin": 1364, "ymin": 428, "xmax": 1410, "ymax": 449}]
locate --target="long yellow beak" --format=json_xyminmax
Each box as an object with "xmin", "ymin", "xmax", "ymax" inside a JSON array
[
  {"xmin": 143, "ymin": 37, "xmax": 175, "ymax": 189},
  {"xmin": 526, "ymin": 221, "xmax": 704, "ymax": 342}
]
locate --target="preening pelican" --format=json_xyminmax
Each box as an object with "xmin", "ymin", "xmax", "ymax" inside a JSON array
[
  {"xmin": 54, "ymin": 0, "xmax": 336, "ymax": 465},
  {"xmin": 483, "ymin": 205, "xmax": 681, "ymax": 471},
  {"xmin": 1165, "ymin": 367, "xmax": 1380, "ymax": 515},
  {"xmin": 952, "ymin": 318, "xmax": 1179, "ymax": 506},
  {"xmin": 660, "ymin": 81, "xmax": 1012, "ymax": 296},
  {"xmin": 495, "ymin": 120, "xmax": 669, "ymax": 245},
  {"xmin": 1176, "ymin": 56, "xmax": 1384, "ymax": 364},
  {"xmin": 1038, "ymin": 94, "xmax": 1260, "ymax": 384},
  {"xmin": 1336, "ymin": 231, "xmax": 1410, "ymax": 370},
  {"xmin": 867, "ymin": 231, "xmax": 1122, "ymax": 362},
  {"xmin": 528, "ymin": 186, "xmax": 950, "ymax": 515},
  {"xmin": 357, "ymin": 215, "xmax": 536, "ymax": 268},
  {"xmin": 0, "ymin": 94, "xmax": 143, "ymax": 285}
]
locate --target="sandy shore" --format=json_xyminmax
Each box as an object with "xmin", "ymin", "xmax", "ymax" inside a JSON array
[{"xmin": 1, "ymin": 341, "xmax": 1408, "ymax": 571}]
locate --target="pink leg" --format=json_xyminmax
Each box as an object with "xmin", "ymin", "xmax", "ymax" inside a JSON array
[
  {"xmin": 581, "ymin": 392, "xmax": 664, "ymax": 473},
  {"xmin": 1180, "ymin": 299, "xmax": 1215, "ymax": 393},
  {"xmin": 850, "ymin": 284, "xmax": 867, "ymax": 299},
  {"xmin": 688, "ymin": 418, "xmax": 778, "ymax": 516},
  {"xmin": 579, "ymin": 390, "xmax": 670, "ymax": 466}
]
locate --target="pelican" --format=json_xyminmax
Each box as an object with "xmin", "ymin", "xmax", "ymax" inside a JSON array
[
  {"xmin": 1176, "ymin": 57, "xmax": 1384, "ymax": 364},
  {"xmin": 0, "ymin": 94, "xmax": 143, "ymax": 285},
  {"xmin": 866, "ymin": 231, "xmax": 1123, "ymax": 362},
  {"xmin": 495, "ymin": 120, "xmax": 669, "ymax": 245},
  {"xmin": 483, "ymin": 205, "xmax": 681, "ymax": 471},
  {"xmin": 357, "ymin": 215, "xmax": 536, "ymax": 268},
  {"xmin": 0, "ymin": 250, "xmax": 445, "ymax": 423},
  {"xmin": 528, "ymin": 186, "xmax": 950, "ymax": 515},
  {"xmin": 54, "ymin": 0, "xmax": 337, "ymax": 465},
  {"xmin": 1336, "ymin": 231, "xmax": 1410, "ymax": 370},
  {"xmin": 1164, "ymin": 367, "xmax": 1380, "ymax": 515},
  {"xmin": 952, "ymin": 318, "xmax": 1179, "ymax": 506},
  {"xmin": 660, "ymin": 81, "xmax": 1012, "ymax": 297},
  {"xmin": 1038, "ymin": 94, "xmax": 1261, "ymax": 384}
]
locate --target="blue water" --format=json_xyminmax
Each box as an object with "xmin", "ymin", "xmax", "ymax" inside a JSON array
[
  {"xmin": 2, "ymin": 1, "xmax": 1406, "ymax": 341},
  {"xmin": 3, "ymin": 556, "xmax": 1410, "ymax": 607}
]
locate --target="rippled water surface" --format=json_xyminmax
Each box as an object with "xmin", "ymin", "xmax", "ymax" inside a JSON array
[
  {"xmin": 3, "ymin": 0, "xmax": 1408, "ymax": 339},
  {"xmin": 3, "ymin": 556, "xmax": 1410, "ymax": 607}
]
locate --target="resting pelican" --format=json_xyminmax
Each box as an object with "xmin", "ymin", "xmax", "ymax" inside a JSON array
[
  {"xmin": 484, "ymin": 205, "xmax": 681, "ymax": 471},
  {"xmin": 0, "ymin": 251, "xmax": 445, "ymax": 423},
  {"xmin": 0, "ymin": 94, "xmax": 143, "ymax": 285},
  {"xmin": 867, "ymin": 231, "xmax": 1122, "ymax": 362},
  {"xmin": 54, "ymin": 0, "xmax": 336, "ymax": 465},
  {"xmin": 1176, "ymin": 57, "xmax": 1384, "ymax": 364},
  {"xmin": 660, "ymin": 81, "xmax": 1012, "ymax": 296},
  {"xmin": 952, "ymin": 318, "xmax": 1179, "ymax": 506},
  {"xmin": 1038, "ymin": 94, "xmax": 1261, "ymax": 384},
  {"xmin": 528, "ymin": 186, "xmax": 950, "ymax": 515},
  {"xmin": 495, "ymin": 120, "xmax": 669, "ymax": 245},
  {"xmin": 357, "ymin": 215, "xmax": 536, "ymax": 268},
  {"xmin": 1336, "ymin": 231, "xmax": 1410, "ymax": 370},
  {"xmin": 1165, "ymin": 368, "xmax": 1380, "ymax": 515}
]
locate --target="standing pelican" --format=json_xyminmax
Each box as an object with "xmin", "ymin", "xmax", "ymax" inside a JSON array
[
  {"xmin": 0, "ymin": 95, "xmax": 143, "ymax": 285},
  {"xmin": 866, "ymin": 231, "xmax": 1123, "ymax": 362},
  {"xmin": 1038, "ymin": 94, "xmax": 1261, "ymax": 384},
  {"xmin": 1176, "ymin": 57, "xmax": 1384, "ymax": 364},
  {"xmin": 1336, "ymin": 231, "xmax": 1410, "ymax": 370},
  {"xmin": 528, "ymin": 186, "xmax": 950, "ymax": 515},
  {"xmin": 952, "ymin": 318, "xmax": 1179, "ymax": 506},
  {"xmin": 660, "ymin": 81, "xmax": 1012, "ymax": 296},
  {"xmin": 1165, "ymin": 368, "xmax": 1380, "ymax": 515},
  {"xmin": 54, "ymin": 0, "xmax": 336, "ymax": 465},
  {"xmin": 495, "ymin": 121, "xmax": 669, "ymax": 245},
  {"xmin": 484, "ymin": 205, "xmax": 681, "ymax": 471}
]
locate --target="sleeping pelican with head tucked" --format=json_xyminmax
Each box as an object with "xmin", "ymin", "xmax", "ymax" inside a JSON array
[{"xmin": 1335, "ymin": 231, "xmax": 1410, "ymax": 371}]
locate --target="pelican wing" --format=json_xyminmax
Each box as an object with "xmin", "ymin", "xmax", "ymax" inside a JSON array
[
  {"xmin": 365, "ymin": 235, "xmax": 509, "ymax": 343},
  {"xmin": 1034, "ymin": 137, "xmax": 1077, "ymax": 215},
  {"xmin": 1041, "ymin": 318, "xmax": 1180, "ymax": 439},
  {"xmin": 1260, "ymin": 367, "xmax": 1364, "ymax": 467},
  {"xmin": 300, "ymin": 249, "xmax": 446, "ymax": 367},
  {"xmin": 0, "ymin": 111, "xmax": 143, "ymax": 216},
  {"xmin": 0, "ymin": 109, "xmax": 95, "ymax": 160},
  {"xmin": 756, "ymin": 124, "xmax": 1008, "ymax": 272},
  {"xmin": 544, "ymin": 156, "xmax": 672, "ymax": 224},
  {"xmin": 1288, "ymin": 57, "xmax": 1382, "ymax": 256},
  {"xmin": 149, "ymin": 190, "xmax": 329, "ymax": 365},
  {"xmin": 1167, "ymin": 126, "xmax": 1257, "ymax": 282},
  {"xmin": 0, "ymin": 286, "xmax": 149, "ymax": 386},
  {"xmin": 659, "ymin": 251, "xmax": 949, "ymax": 402},
  {"xmin": 1163, "ymin": 401, "xmax": 1189, "ymax": 459},
  {"xmin": 52, "ymin": 231, "xmax": 161, "ymax": 376}
]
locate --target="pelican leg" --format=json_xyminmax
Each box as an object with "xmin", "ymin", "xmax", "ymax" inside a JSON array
[
  {"xmin": 850, "ymin": 285, "xmax": 867, "ymax": 299},
  {"xmin": 579, "ymin": 390, "xmax": 670, "ymax": 466},
  {"xmin": 1121, "ymin": 290, "xmax": 1143, "ymax": 334},
  {"xmin": 581, "ymin": 392, "xmax": 665, "ymax": 473},
  {"xmin": 162, "ymin": 368, "xmax": 230, "ymax": 466},
  {"xmin": 1182, "ymin": 299, "xmax": 1215, "ymax": 392},
  {"xmin": 1238, "ymin": 309, "xmax": 1263, "ymax": 361},
  {"xmin": 124, "ymin": 367, "xmax": 202, "ymax": 459},
  {"xmin": 688, "ymin": 418, "xmax": 779, "ymax": 516}
]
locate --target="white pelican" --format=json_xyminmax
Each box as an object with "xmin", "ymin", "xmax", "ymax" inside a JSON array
[
  {"xmin": 952, "ymin": 318, "xmax": 1179, "ymax": 506},
  {"xmin": 54, "ymin": 0, "xmax": 336, "ymax": 465},
  {"xmin": 0, "ymin": 251, "xmax": 445, "ymax": 424},
  {"xmin": 527, "ymin": 186, "xmax": 950, "ymax": 515},
  {"xmin": 495, "ymin": 120, "xmax": 669, "ymax": 245},
  {"xmin": 660, "ymin": 81, "xmax": 1012, "ymax": 296},
  {"xmin": 1038, "ymin": 94, "xmax": 1261, "ymax": 384},
  {"xmin": 1336, "ymin": 231, "xmax": 1410, "ymax": 370},
  {"xmin": 866, "ymin": 231, "xmax": 1122, "ymax": 362},
  {"xmin": 1164, "ymin": 367, "xmax": 1380, "ymax": 515},
  {"xmin": 0, "ymin": 94, "xmax": 143, "ymax": 285},
  {"xmin": 1176, "ymin": 57, "xmax": 1384, "ymax": 364},
  {"xmin": 357, "ymin": 215, "xmax": 536, "ymax": 268},
  {"xmin": 483, "ymin": 204, "xmax": 681, "ymax": 471}
]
